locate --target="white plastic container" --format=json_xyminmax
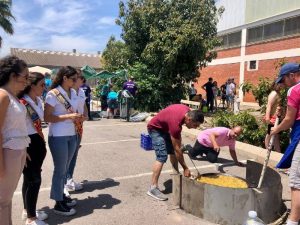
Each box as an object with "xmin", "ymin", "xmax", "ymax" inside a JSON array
[{"xmin": 243, "ymin": 211, "xmax": 265, "ymax": 225}]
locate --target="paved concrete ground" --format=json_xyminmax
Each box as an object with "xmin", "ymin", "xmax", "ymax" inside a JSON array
[{"xmin": 12, "ymin": 118, "xmax": 289, "ymax": 225}]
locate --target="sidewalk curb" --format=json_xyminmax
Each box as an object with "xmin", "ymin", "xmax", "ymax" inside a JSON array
[{"xmin": 146, "ymin": 116, "xmax": 283, "ymax": 168}]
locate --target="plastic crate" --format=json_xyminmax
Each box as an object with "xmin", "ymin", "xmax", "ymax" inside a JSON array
[{"xmin": 140, "ymin": 133, "xmax": 153, "ymax": 151}]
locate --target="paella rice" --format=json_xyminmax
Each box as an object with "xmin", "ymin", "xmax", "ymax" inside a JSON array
[{"xmin": 196, "ymin": 174, "xmax": 248, "ymax": 188}]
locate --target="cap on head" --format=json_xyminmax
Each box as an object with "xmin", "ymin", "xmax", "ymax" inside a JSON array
[{"xmin": 275, "ymin": 63, "xmax": 300, "ymax": 84}]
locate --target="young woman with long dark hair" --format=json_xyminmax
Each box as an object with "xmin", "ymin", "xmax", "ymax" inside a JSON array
[
  {"xmin": 65, "ymin": 73, "xmax": 87, "ymax": 194},
  {"xmin": 18, "ymin": 72, "xmax": 48, "ymax": 225},
  {"xmin": 44, "ymin": 66, "xmax": 83, "ymax": 216}
]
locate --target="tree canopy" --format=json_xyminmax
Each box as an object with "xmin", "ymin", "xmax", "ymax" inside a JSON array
[
  {"xmin": 0, "ymin": 0, "xmax": 15, "ymax": 47},
  {"xmin": 101, "ymin": 36, "xmax": 130, "ymax": 72},
  {"xmin": 115, "ymin": 0, "xmax": 222, "ymax": 110}
]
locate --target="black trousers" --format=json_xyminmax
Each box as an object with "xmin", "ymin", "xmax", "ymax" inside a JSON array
[
  {"xmin": 189, "ymin": 140, "xmax": 219, "ymax": 163},
  {"xmin": 22, "ymin": 134, "xmax": 47, "ymax": 218},
  {"xmin": 100, "ymin": 95, "xmax": 108, "ymax": 111},
  {"xmin": 206, "ymin": 94, "xmax": 214, "ymax": 111},
  {"xmin": 86, "ymin": 100, "xmax": 91, "ymax": 119}
]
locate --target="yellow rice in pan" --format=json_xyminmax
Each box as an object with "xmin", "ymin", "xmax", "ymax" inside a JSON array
[{"xmin": 196, "ymin": 174, "xmax": 248, "ymax": 188}]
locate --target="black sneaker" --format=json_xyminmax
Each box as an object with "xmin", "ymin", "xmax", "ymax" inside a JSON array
[
  {"xmin": 181, "ymin": 144, "xmax": 193, "ymax": 153},
  {"xmin": 53, "ymin": 201, "xmax": 76, "ymax": 216},
  {"xmin": 63, "ymin": 194, "xmax": 77, "ymax": 207}
]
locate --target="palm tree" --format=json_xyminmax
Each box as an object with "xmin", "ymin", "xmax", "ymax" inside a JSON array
[{"xmin": 0, "ymin": 0, "xmax": 15, "ymax": 47}]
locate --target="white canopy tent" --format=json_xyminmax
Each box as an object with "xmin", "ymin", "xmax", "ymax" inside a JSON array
[{"xmin": 28, "ymin": 66, "xmax": 51, "ymax": 74}]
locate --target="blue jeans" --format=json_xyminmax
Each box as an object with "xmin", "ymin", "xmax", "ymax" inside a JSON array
[
  {"xmin": 67, "ymin": 134, "xmax": 81, "ymax": 180},
  {"xmin": 148, "ymin": 129, "xmax": 174, "ymax": 163},
  {"xmin": 48, "ymin": 135, "xmax": 77, "ymax": 201}
]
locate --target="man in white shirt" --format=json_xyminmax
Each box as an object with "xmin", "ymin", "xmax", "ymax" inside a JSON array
[{"xmin": 226, "ymin": 78, "xmax": 235, "ymax": 110}]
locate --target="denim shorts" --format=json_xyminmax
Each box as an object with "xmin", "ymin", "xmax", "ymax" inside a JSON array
[
  {"xmin": 289, "ymin": 141, "xmax": 300, "ymax": 189},
  {"xmin": 148, "ymin": 129, "xmax": 174, "ymax": 163}
]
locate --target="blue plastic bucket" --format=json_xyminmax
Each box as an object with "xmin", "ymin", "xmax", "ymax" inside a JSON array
[{"xmin": 140, "ymin": 133, "xmax": 153, "ymax": 151}]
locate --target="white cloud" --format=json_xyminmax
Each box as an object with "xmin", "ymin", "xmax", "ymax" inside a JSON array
[
  {"xmin": 46, "ymin": 35, "xmax": 100, "ymax": 53},
  {"xmin": 35, "ymin": 2, "xmax": 90, "ymax": 34},
  {"xmin": 97, "ymin": 16, "xmax": 116, "ymax": 26}
]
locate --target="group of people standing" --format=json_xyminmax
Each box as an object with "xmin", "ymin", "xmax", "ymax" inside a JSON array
[
  {"xmin": 99, "ymin": 76, "xmax": 138, "ymax": 119},
  {"xmin": 0, "ymin": 56, "xmax": 89, "ymax": 225},
  {"xmin": 190, "ymin": 77, "xmax": 237, "ymax": 113}
]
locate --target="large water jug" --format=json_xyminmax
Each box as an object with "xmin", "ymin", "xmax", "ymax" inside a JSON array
[{"xmin": 243, "ymin": 211, "xmax": 265, "ymax": 225}]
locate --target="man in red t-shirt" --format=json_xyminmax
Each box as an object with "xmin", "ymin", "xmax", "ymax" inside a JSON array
[{"xmin": 147, "ymin": 104, "xmax": 204, "ymax": 200}]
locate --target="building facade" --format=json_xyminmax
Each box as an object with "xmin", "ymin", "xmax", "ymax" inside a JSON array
[
  {"xmin": 11, "ymin": 48, "xmax": 102, "ymax": 71},
  {"xmin": 197, "ymin": 0, "xmax": 300, "ymax": 102}
]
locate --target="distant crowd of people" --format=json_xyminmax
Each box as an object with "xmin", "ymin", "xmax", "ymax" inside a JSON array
[
  {"xmin": 189, "ymin": 77, "xmax": 238, "ymax": 112},
  {"xmin": 99, "ymin": 76, "xmax": 138, "ymax": 119}
]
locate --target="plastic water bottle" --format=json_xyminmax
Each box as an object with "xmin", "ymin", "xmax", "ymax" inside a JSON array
[{"xmin": 243, "ymin": 211, "xmax": 265, "ymax": 225}]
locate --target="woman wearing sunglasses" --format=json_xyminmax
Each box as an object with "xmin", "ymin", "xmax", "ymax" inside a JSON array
[
  {"xmin": 18, "ymin": 72, "xmax": 48, "ymax": 225},
  {"xmin": 0, "ymin": 56, "xmax": 30, "ymax": 225},
  {"xmin": 44, "ymin": 66, "xmax": 83, "ymax": 216}
]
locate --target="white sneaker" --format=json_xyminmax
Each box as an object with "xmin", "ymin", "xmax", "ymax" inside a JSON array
[
  {"xmin": 64, "ymin": 187, "xmax": 71, "ymax": 197},
  {"xmin": 22, "ymin": 210, "xmax": 48, "ymax": 221},
  {"xmin": 26, "ymin": 219, "xmax": 48, "ymax": 225},
  {"xmin": 65, "ymin": 178, "xmax": 83, "ymax": 191}
]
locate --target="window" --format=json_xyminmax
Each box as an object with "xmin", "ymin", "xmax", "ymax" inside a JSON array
[
  {"xmin": 248, "ymin": 60, "xmax": 258, "ymax": 71},
  {"xmin": 247, "ymin": 26, "xmax": 263, "ymax": 43},
  {"xmin": 217, "ymin": 31, "xmax": 241, "ymax": 49},
  {"xmin": 228, "ymin": 32, "xmax": 241, "ymax": 47},
  {"xmin": 285, "ymin": 16, "xmax": 300, "ymax": 36},
  {"xmin": 219, "ymin": 35, "xmax": 228, "ymax": 47},
  {"xmin": 263, "ymin": 20, "xmax": 284, "ymax": 40},
  {"xmin": 247, "ymin": 15, "xmax": 300, "ymax": 44}
]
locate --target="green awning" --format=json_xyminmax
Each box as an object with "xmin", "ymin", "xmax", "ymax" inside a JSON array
[
  {"xmin": 81, "ymin": 65, "xmax": 127, "ymax": 80},
  {"xmin": 81, "ymin": 65, "xmax": 97, "ymax": 78}
]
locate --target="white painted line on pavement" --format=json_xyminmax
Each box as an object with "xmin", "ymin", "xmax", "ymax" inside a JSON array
[
  {"xmin": 13, "ymin": 164, "xmax": 213, "ymax": 196},
  {"xmin": 14, "ymin": 160, "xmax": 251, "ymax": 196},
  {"xmin": 81, "ymin": 139, "xmax": 139, "ymax": 145},
  {"xmin": 85, "ymin": 123, "xmax": 145, "ymax": 128}
]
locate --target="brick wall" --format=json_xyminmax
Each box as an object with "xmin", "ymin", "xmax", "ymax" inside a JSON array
[
  {"xmin": 243, "ymin": 56, "xmax": 300, "ymax": 102},
  {"xmin": 196, "ymin": 63, "xmax": 240, "ymax": 97},
  {"xmin": 217, "ymin": 47, "xmax": 241, "ymax": 59},
  {"xmin": 246, "ymin": 36, "xmax": 300, "ymax": 55}
]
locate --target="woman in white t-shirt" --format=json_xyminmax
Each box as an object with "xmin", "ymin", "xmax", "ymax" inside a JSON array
[
  {"xmin": 0, "ymin": 56, "xmax": 30, "ymax": 225},
  {"xmin": 44, "ymin": 66, "xmax": 83, "ymax": 216},
  {"xmin": 18, "ymin": 72, "xmax": 48, "ymax": 225},
  {"xmin": 65, "ymin": 73, "xmax": 87, "ymax": 194}
]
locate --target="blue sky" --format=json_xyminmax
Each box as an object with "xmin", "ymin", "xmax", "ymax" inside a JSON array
[{"xmin": 0, "ymin": 0, "xmax": 124, "ymax": 56}]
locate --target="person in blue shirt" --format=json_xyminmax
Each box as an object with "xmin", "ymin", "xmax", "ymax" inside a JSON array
[
  {"xmin": 80, "ymin": 77, "xmax": 92, "ymax": 120},
  {"xmin": 42, "ymin": 73, "xmax": 52, "ymax": 101},
  {"xmin": 107, "ymin": 85, "xmax": 118, "ymax": 119}
]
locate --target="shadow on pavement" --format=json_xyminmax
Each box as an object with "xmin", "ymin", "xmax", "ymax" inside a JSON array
[
  {"xmin": 77, "ymin": 178, "xmax": 120, "ymax": 193},
  {"xmin": 42, "ymin": 194, "xmax": 121, "ymax": 225}
]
